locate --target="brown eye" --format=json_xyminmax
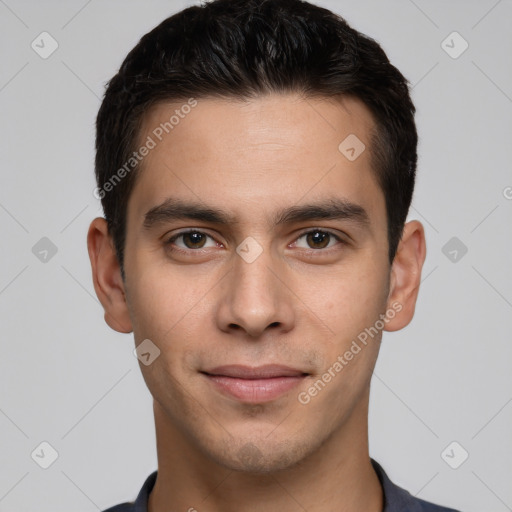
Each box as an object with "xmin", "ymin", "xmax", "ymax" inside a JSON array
[
  {"xmin": 182, "ymin": 231, "xmax": 207, "ymax": 248},
  {"xmin": 305, "ymin": 231, "xmax": 331, "ymax": 249},
  {"xmin": 166, "ymin": 230, "xmax": 217, "ymax": 250},
  {"xmin": 293, "ymin": 229, "xmax": 343, "ymax": 251},
  {"xmin": 293, "ymin": 228, "xmax": 346, "ymax": 255}
]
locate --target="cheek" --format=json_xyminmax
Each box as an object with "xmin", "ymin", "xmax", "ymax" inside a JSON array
[
  {"xmin": 296, "ymin": 265, "xmax": 388, "ymax": 418},
  {"xmin": 125, "ymin": 268, "xmax": 208, "ymax": 396},
  {"xmin": 125, "ymin": 261, "xmax": 205, "ymax": 344},
  {"xmin": 125, "ymin": 262, "xmax": 228, "ymax": 388},
  {"xmin": 301, "ymin": 260, "xmax": 389, "ymax": 340}
]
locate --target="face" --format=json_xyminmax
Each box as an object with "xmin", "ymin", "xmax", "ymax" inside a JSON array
[{"xmin": 89, "ymin": 93, "xmax": 425, "ymax": 473}]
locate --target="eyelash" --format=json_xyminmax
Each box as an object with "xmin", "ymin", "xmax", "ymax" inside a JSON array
[{"xmin": 164, "ymin": 228, "xmax": 344, "ymax": 255}]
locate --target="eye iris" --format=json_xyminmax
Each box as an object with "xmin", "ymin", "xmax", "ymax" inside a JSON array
[
  {"xmin": 178, "ymin": 232, "xmax": 333, "ymax": 250},
  {"xmin": 307, "ymin": 231, "xmax": 330, "ymax": 249},
  {"xmin": 183, "ymin": 232, "xmax": 206, "ymax": 248}
]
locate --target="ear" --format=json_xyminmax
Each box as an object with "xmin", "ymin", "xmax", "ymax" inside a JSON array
[
  {"xmin": 87, "ymin": 217, "xmax": 133, "ymax": 333},
  {"xmin": 384, "ymin": 220, "xmax": 426, "ymax": 332}
]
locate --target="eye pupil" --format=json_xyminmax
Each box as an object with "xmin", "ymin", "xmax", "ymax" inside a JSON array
[
  {"xmin": 173, "ymin": 230, "xmax": 336, "ymax": 252},
  {"xmin": 307, "ymin": 231, "xmax": 330, "ymax": 249},
  {"xmin": 184, "ymin": 232, "xmax": 206, "ymax": 248}
]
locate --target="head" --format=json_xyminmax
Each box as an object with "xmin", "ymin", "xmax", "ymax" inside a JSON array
[{"xmin": 88, "ymin": 0, "xmax": 425, "ymax": 473}]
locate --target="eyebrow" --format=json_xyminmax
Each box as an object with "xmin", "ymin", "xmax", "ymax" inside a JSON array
[{"xmin": 143, "ymin": 197, "xmax": 370, "ymax": 230}]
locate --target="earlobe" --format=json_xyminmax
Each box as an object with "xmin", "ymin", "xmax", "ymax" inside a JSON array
[
  {"xmin": 384, "ymin": 220, "xmax": 426, "ymax": 332},
  {"xmin": 87, "ymin": 217, "xmax": 133, "ymax": 334}
]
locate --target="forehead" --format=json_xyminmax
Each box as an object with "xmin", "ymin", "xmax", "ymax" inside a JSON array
[{"xmin": 129, "ymin": 93, "xmax": 385, "ymax": 230}]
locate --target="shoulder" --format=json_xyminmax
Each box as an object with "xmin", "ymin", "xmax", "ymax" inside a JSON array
[
  {"xmin": 371, "ymin": 459, "xmax": 462, "ymax": 512},
  {"xmin": 413, "ymin": 495, "xmax": 461, "ymax": 512},
  {"xmin": 101, "ymin": 503, "xmax": 135, "ymax": 512},
  {"xmin": 101, "ymin": 470, "xmax": 158, "ymax": 512}
]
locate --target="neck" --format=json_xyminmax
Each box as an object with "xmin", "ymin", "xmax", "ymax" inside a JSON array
[{"xmin": 148, "ymin": 397, "xmax": 383, "ymax": 512}]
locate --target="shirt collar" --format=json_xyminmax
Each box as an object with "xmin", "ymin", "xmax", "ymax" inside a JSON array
[
  {"xmin": 129, "ymin": 459, "xmax": 427, "ymax": 512},
  {"xmin": 371, "ymin": 458, "xmax": 424, "ymax": 512}
]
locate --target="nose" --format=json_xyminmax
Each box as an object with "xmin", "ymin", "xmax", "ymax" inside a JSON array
[{"xmin": 215, "ymin": 244, "xmax": 296, "ymax": 339}]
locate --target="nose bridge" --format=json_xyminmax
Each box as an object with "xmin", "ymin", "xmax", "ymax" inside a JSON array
[
  {"xmin": 217, "ymin": 237, "xmax": 294, "ymax": 336},
  {"xmin": 234, "ymin": 239, "xmax": 279, "ymax": 312}
]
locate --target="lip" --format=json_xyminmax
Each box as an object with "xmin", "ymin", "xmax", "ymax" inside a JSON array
[
  {"xmin": 204, "ymin": 364, "xmax": 306, "ymax": 379},
  {"xmin": 201, "ymin": 365, "xmax": 308, "ymax": 403}
]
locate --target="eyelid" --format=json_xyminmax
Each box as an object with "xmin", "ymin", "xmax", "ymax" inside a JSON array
[
  {"xmin": 294, "ymin": 227, "xmax": 344, "ymax": 240},
  {"xmin": 165, "ymin": 227, "xmax": 346, "ymax": 252},
  {"xmin": 291, "ymin": 228, "xmax": 345, "ymax": 249},
  {"xmin": 165, "ymin": 228, "xmax": 220, "ymax": 246}
]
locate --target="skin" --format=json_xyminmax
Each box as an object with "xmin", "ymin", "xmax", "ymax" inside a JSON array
[{"xmin": 88, "ymin": 93, "xmax": 426, "ymax": 512}]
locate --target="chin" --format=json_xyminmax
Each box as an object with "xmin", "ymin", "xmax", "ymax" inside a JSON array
[{"xmin": 209, "ymin": 437, "xmax": 313, "ymax": 474}]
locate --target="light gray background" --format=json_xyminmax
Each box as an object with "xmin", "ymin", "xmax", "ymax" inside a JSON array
[{"xmin": 1, "ymin": 1, "xmax": 511, "ymax": 511}]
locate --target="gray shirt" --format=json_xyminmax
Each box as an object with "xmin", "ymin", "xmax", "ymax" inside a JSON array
[{"xmin": 102, "ymin": 458, "xmax": 461, "ymax": 512}]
